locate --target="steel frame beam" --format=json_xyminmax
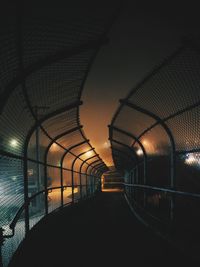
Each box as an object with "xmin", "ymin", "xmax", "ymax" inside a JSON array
[
  {"xmin": 71, "ymin": 148, "xmax": 95, "ymax": 202},
  {"xmin": 90, "ymin": 164, "xmax": 107, "ymax": 192},
  {"xmin": 79, "ymin": 155, "xmax": 99, "ymax": 198},
  {"xmin": 87, "ymin": 161, "xmax": 106, "ymax": 193},
  {"xmin": 43, "ymin": 126, "xmax": 83, "ymax": 211},
  {"xmin": 0, "ymin": 37, "xmax": 108, "ymax": 114},
  {"xmin": 109, "ymin": 125, "xmax": 147, "ymax": 184},
  {"xmin": 0, "ymin": 4, "xmax": 110, "ymax": 245},
  {"xmin": 119, "ymin": 99, "xmax": 176, "ymax": 188},
  {"xmin": 119, "ymin": 99, "xmax": 176, "ymax": 220},
  {"xmin": 82, "ymin": 155, "xmax": 101, "ymax": 196}
]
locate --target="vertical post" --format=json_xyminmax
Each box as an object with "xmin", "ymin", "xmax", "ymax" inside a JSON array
[
  {"xmin": 91, "ymin": 176, "xmax": 94, "ymax": 194},
  {"xmin": 97, "ymin": 172, "xmax": 102, "ymax": 192},
  {"xmin": 88, "ymin": 173, "xmax": 91, "ymax": 195},
  {"xmin": 44, "ymin": 165, "xmax": 48, "ymax": 215},
  {"xmin": 61, "ymin": 141, "xmax": 89, "ymax": 202},
  {"xmin": 170, "ymin": 150, "xmax": 176, "ymax": 222},
  {"xmin": 91, "ymin": 169, "xmax": 96, "ymax": 193},
  {"xmin": 35, "ymin": 108, "xmax": 41, "ymax": 192},
  {"xmin": 130, "ymin": 170, "xmax": 134, "ymax": 200},
  {"xmin": 119, "ymin": 100, "xmax": 177, "ymax": 224},
  {"xmin": 86, "ymin": 163, "xmax": 101, "ymax": 196},
  {"xmin": 24, "ymin": 152, "xmax": 30, "ymax": 234},
  {"xmin": 135, "ymin": 166, "xmax": 139, "ymax": 183},
  {"xmin": 94, "ymin": 175, "xmax": 98, "ymax": 192},
  {"xmin": 129, "ymin": 171, "xmax": 131, "ymax": 197},
  {"xmin": 79, "ymin": 172, "xmax": 82, "ymax": 199},
  {"xmin": 60, "ymin": 166, "xmax": 64, "ymax": 208},
  {"xmin": 88, "ymin": 170, "xmax": 94, "ymax": 195},
  {"xmin": 79, "ymin": 150, "xmax": 96, "ymax": 197},
  {"xmin": 0, "ymin": 228, "xmax": 4, "ymax": 267},
  {"xmin": 70, "ymin": 149, "xmax": 95, "ymax": 203},
  {"xmin": 35, "ymin": 108, "xmax": 42, "ymax": 210},
  {"xmin": 143, "ymin": 159, "xmax": 147, "ymax": 208},
  {"xmin": 17, "ymin": 1, "xmax": 30, "ymax": 236},
  {"xmin": 85, "ymin": 165, "xmax": 91, "ymax": 197},
  {"xmin": 71, "ymin": 168, "xmax": 75, "ymax": 204},
  {"xmin": 86, "ymin": 172, "xmax": 88, "ymax": 196},
  {"xmin": 134, "ymin": 167, "xmax": 137, "ymax": 202},
  {"xmin": 99, "ymin": 176, "xmax": 102, "ymax": 192}
]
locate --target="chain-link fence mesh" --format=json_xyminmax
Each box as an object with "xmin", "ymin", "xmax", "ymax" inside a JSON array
[
  {"xmin": 110, "ymin": 40, "xmax": 200, "ymax": 256},
  {"xmin": 0, "ymin": 2, "xmax": 114, "ymax": 265}
]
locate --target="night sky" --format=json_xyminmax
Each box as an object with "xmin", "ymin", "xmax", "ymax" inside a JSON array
[{"xmin": 80, "ymin": 0, "xmax": 200, "ymax": 166}]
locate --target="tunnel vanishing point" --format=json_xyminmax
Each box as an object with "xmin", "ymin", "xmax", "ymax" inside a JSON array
[{"xmin": 1, "ymin": 2, "xmax": 200, "ymax": 267}]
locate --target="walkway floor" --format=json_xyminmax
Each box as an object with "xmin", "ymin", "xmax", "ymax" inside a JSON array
[{"xmin": 9, "ymin": 192, "xmax": 198, "ymax": 267}]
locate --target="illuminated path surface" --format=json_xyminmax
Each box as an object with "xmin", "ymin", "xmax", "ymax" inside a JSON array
[{"xmin": 9, "ymin": 192, "xmax": 197, "ymax": 267}]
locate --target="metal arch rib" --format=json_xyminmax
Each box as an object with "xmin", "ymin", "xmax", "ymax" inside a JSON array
[
  {"xmin": 108, "ymin": 125, "xmax": 147, "ymax": 158},
  {"xmin": 108, "ymin": 125, "xmax": 147, "ymax": 183},
  {"xmin": 0, "ymin": 38, "xmax": 108, "ymax": 114},
  {"xmin": 119, "ymin": 99, "xmax": 176, "ymax": 188}
]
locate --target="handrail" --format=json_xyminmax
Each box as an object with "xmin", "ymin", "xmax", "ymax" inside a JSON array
[
  {"xmin": 9, "ymin": 186, "xmax": 63, "ymax": 232},
  {"xmin": 103, "ymin": 181, "xmax": 200, "ymax": 199},
  {"xmin": 124, "ymin": 183, "xmax": 200, "ymax": 199},
  {"xmin": 3, "ymin": 183, "xmax": 92, "ymax": 240},
  {"xmin": 124, "ymin": 191, "xmax": 167, "ymax": 227}
]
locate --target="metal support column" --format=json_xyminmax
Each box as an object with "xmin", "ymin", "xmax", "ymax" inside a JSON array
[
  {"xmin": 0, "ymin": 228, "xmax": 4, "ymax": 267},
  {"xmin": 79, "ymin": 155, "xmax": 99, "ymax": 199},
  {"xmin": 71, "ymin": 148, "xmax": 94, "ymax": 202},
  {"xmin": 23, "ymin": 150, "xmax": 30, "ymax": 234},
  {"xmin": 60, "ymin": 140, "xmax": 89, "ymax": 203},
  {"xmin": 119, "ymin": 99, "xmax": 176, "ymax": 222}
]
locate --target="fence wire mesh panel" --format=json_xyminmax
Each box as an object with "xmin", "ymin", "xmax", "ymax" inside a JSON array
[
  {"xmin": 109, "ymin": 39, "xmax": 200, "ymax": 257},
  {"xmin": 1, "ymin": 211, "xmax": 25, "ymax": 267},
  {"xmin": 0, "ymin": 2, "xmax": 112, "ymax": 266},
  {"xmin": 29, "ymin": 193, "xmax": 46, "ymax": 230}
]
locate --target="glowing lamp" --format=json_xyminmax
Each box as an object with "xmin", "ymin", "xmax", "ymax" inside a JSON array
[
  {"xmin": 50, "ymin": 143, "xmax": 59, "ymax": 151},
  {"xmin": 85, "ymin": 150, "xmax": 93, "ymax": 157},
  {"xmin": 136, "ymin": 148, "xmax": 143, "ymax": 156},
  {"xmin": 10, "ymin": 139, "xmax": 18, "ymax": 148}
]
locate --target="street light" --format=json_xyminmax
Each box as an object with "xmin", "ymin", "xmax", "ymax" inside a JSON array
[
  {"xmin": 136, "ymin": 148, "xmax": 143, "ymax": 156},
  {"xmin": 10, "ymin": 139, "xmax": 19, "ymax": 148},
  {"xmin": 84, "ymin": 150, "xmax": 93, "ymax": 158}
]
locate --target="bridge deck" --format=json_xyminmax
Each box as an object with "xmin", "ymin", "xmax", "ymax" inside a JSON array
[{"xmin": 9, "ymin": 192, "xmax": 197, "ymax": 267}]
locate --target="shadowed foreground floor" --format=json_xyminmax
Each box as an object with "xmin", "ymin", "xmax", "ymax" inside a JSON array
[{"xmin": 9, "ymin": 192, "xmax": 198, "ymax": 267}]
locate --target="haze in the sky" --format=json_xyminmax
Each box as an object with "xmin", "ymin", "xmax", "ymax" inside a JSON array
[{"xmin": 80, "ymin": 1, "xmax": 200, "ymax": 167}]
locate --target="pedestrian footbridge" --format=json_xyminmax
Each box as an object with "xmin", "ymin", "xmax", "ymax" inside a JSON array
[{"xmin": 1, "ymin": 2, "xmax": 200, "ymax": 266}]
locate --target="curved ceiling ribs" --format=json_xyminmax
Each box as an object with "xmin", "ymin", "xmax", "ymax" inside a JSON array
[
  {"xmin": 0, "ymin": 4, "xmax": 117, "ymax": 172},
  {"xmin": 109, "ymin": 40, "xmax": 200, "ymax": 189},
  {"xmin": 0, "ymin": 3, "xmax": 119, "ymax": 240}
]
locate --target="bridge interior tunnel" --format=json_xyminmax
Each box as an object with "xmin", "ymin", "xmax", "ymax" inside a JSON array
[{"xmin": 1, "ymin": 1, "xmax": 200, "ymax": 267}]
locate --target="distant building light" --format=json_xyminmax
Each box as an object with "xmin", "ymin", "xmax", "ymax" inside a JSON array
[
  {"xmin": 185, "ymin": 153, "xmax": 200, "ymax": 166},
  {"xmin": 136, "ymin": 148, "xmax": 143, "ymax": 156},
  {"xmin": 10, "ymin": 139, "xmax": 19, "ymax": 148},
  {"xmin": 11, "ymin": 176, "xmax": 17, "ymax": 181},
  {"xmin": 28, "ymin": 169, "xmax": 34, "ymax": 176},
  {"xmin": 57, "ymin": 162, "xmax": 61, "ymax": 167}
]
